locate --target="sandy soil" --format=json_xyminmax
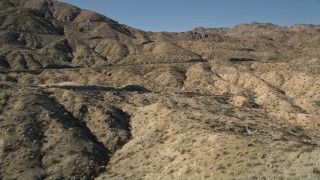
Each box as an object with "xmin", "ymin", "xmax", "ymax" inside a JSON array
[{"xmin": 1, "ymin": 0, "xmax": 320, "ymax": 179}]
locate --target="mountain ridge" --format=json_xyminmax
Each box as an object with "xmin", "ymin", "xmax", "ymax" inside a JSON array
[{"xmin": 1, "ymin": 0, "xmax": 320, "ymax": 179}]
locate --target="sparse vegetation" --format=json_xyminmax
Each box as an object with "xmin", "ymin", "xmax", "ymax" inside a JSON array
[{"xmin": 0, "ymin": 0, "xmax": 320, "ymax": 179}]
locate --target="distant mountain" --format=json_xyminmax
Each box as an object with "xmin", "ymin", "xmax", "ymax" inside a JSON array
[
  {"xmin": 0, "ymin": 0, "xmax": 201, "ymax": 69},
  {"xmin": 1, "ymin": 1, "xmax": 320, "ymax": 180}
]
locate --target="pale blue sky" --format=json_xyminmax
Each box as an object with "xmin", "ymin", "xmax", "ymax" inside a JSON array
[{"xmin": 60, "ymin": 0, "xmax": 320, "ymax": 32}]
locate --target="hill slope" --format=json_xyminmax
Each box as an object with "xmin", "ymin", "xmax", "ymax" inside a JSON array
[
  {"xmin": 1, "ymin": 0, "xmax": 320, "ymax": 179},
  {"xmin": 0, "ymin": 0, "xmax": 201, "ymax": 69}
]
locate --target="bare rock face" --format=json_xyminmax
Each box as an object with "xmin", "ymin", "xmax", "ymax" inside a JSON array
[{"xmin": 1, "ymin": 1, "xmax": 320, "ymax": 180}]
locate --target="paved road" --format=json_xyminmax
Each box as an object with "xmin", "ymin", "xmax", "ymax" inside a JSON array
[{"xmin": 0, "ymin": 60, "xmax": 208, "ymax": 74}]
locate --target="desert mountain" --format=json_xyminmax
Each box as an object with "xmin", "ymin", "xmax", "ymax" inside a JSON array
[
  {"xmin": 1, "ymin": 0, "xmax": 320, "ymax": 179},
  {"xmin": 0, "ymin": 0, "xmax": 201, "ymax": 69}
]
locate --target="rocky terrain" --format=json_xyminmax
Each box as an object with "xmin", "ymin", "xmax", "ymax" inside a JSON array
[{"xmin": 1, "ymin": 0, "xmax": 320, "ymax": 179}]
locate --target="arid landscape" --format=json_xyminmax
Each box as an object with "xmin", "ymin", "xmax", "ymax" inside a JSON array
[{"xmin": 1, "ymin": 0, "xmax": 320, "ymax": 179}]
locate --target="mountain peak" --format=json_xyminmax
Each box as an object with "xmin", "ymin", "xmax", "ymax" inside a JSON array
[{"xmin": 1, "ymin": 1, "xmax": 320, "ymax": 180}]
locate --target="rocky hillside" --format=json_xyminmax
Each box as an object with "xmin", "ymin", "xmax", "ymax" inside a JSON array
[
  {"xmin": 0, "ymin": 0, "xmax": 201, "ymax": 70},
  {"xmin": 1, "ymin": 0, "xmax": 320, "ymax": 179}
]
